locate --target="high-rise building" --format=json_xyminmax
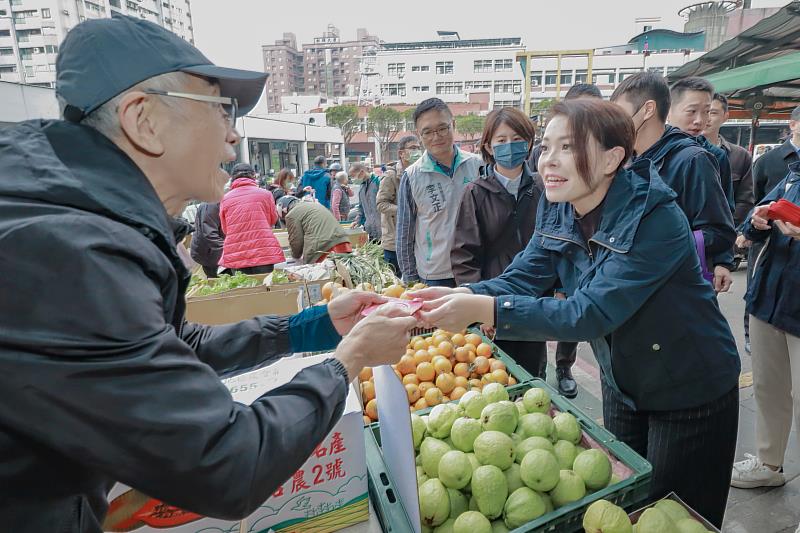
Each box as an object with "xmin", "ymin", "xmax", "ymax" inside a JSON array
[
  {"xmin": 0, "ymin": 0, "xmax": 194, "ymax": 88},
  {"xmin": 261, "ymin": 25, "xmax": 379, "ymax": 113}
]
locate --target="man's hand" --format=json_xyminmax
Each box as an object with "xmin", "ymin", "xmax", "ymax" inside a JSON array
[
  {"xmin": 334, "ymin": 304, "xmax": 420, "ymax": 381},
  {"xmin": 407, "ymin": 286, "xmax": 471, "ymax": 301},
  {"xmin": 751, "ymin": 203, "xmax": 774, "ymax": 231},
  {"xmin": 713, "ymin": 265, "xmax": 733, "ymax": 293},
  {"xmin": 350, "ymin": 220, "xmax": 360, "ymax": 229},
  {"xmin": 735, "ymin": 234, "xmax": 752, "ymax": 249},
  {"xmin": 480, "ymin": 324, "xmax": 496, "ymax": 340},
  {"xmin": 775, "ymin": 220, "xmax": 800, "ymax": 240},
  {"xmin": 327, "ymin": 290, "xmax": 387, "ymax": 336},
  {"xmin": 418, "ymin": 293, "xmax": 495, "ymax": 333}
]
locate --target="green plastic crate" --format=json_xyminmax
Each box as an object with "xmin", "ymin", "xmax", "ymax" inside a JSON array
[
  {"xmin": 471, "ymin": 327, "xmax": 536, "ymax": 383},
  {"xmin": 364, "ymin": 426, "xmax": 415, "ymax": 533},
  {"xmin": 367, "ymin": 379, "xmax": 652, "ymax": 533}
]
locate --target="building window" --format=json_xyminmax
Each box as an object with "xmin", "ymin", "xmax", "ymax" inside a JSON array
[
  {"xmin": 380, "ymin": 83, "xmax": 406, "ymax": 97},
  {"xmin": 544, "ymin": 71, "xmax": 558, "ymax": 85},
  {"xmin": 474, "ymin": 59, "xmax": 492, "ymax": 73},
  {"xmin": 0, "ymin": 65, "xmax": 17, "ymax": 74},
  {"xmin": 648, "ymin": 66, "xmax": 666, "ymax": 76},
  {"xmin": 387, "ymin": 62, "xmax": 405, "ymax": 76},
  {"xmin": 465, "ymin": 80, "xmax": 492, "ymax": 90},
  {"xmin": 493, "ymin": 100, "xmax": 520, "ymax": 109},
  {"xmin": 411, "ymin": 65, "xmax": 429, "ymax": 72},
  {"xmin": 530, "ymin": 70, "xmax": 543, "ymax": 87},
  {"xmin": 0, "ymin": 47, "xmax": 13, "ymax": 56},
  {"xmin": 45, "ymin": 45, "xmax": 58, "ymax": 54},
  {"xmin": 35, "ymin": 64, "xmax": 49, "ymax": 73},
  {"xmin": 494, "ymin": 58, "xmax": 513, "ymax": 72},
  {"xmin": 494, "ymin": 80, "xmax": 521, "ymax": 94},
  {"xmin": 574, "ymin": 70, "xmax": 588, "ymax": 84},
  {"xmin": 412, "ymin": 86, "xmax": 430, "ymax": 92},
  {"xmin": 41, "ymin": 8, "xmax": 51, "ymax": 18},
  {"xmin": 592, "ymin": 70, "xmax": 616, "ymax": 86},
  {"xmin": 435, "ymin": 81, "xmax": 462, "ymax": 94},
  {"xmin": 10, "ymin": 0, "xmax": 23, "ymax": 5},
  {"xmin": 617, "ymin": 68, "xmax": 643, "ymax": 83},
  {"xmin": 24, "ymin": 66, "xmax": 34, "ymax": 77},
  {"xmin": 560, "ymin": 72, "xmax": 572, "ymax": 85},
  {"xmin": 435, "ymin": 61, "xmax": 453, "ymax": 75},
  {"xmin": 13, "ymin": 10, "xmax": 39, "ymax": 23}
]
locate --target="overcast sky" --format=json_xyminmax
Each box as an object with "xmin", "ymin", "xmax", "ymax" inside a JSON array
[{"xmin": 191, "ymin": 0, "xmax": 786, "ymax": 72}]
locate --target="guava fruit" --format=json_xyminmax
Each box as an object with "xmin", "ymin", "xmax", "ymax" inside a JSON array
[
  {"xmin": 519, "ymin": 449, "xmax": 560, "ymax": 492},
  {"xmin": 607, "ymin": 473, "xmax": 622, "ymax": 488},
  {"xmin": 583, "ymin": 499, "xmax": 632, "ymax": 533},
  {"xmin": 491, "ymin": 520, "xmax": 510, "ymax": 533},
  {"xmin": 550, "ymin": 470, "xmax": 586, "ymax": 508},
  {"xmin": 420, "ymin": 437, "xmax": 452, "ymax": 478},
  {"xmin": 637, "ymin": 508, "xmax": 679, "ymax": 533},
  {"xmin": 515, "ymin": 400, "xmax": 527, "ymax": 417},
  {"xmin": 481, "ymin": 401, "xmax": 518, "ymax": 435},
  {"xmin": 470, "ymin": 465, "xmax": 508, "ymax": 520},
  {"xmin": 541, "ymin": 492, "xmax": 554, "ymax": 513},
  {"xmin": 482, "ymin": 382, "xmax": 509, "ymax": 404},
  {"xmin": 448, "ymin": 488, "xmax": 469, "ymax": 519},
  {"xmin": 434, "ymin": 518, "xmax": 456, "ymax": 533},
  {"xmin": 517, "ymin": 413, "xmax": 555, "ymax": 440},
  {"xmin": 516, "ymin": 436, "xmax": 555, "ymax": 463},
  {"xmin": 438, "ymin": 450, "xmax": 473, "ymax": 490},
  {"xmin": 654, "ymin": 500, "xmax": 691, "ymax": 523},
  {"xmin": 503, "ymin": 487, "xmax": 545, "ymax": 529},
  {"xmin": 416, "ymin": 465, "xmax": 429, "ymax": 486},
  {"xmin": 460, "ymin": 390, "xmax": 489, "ymax": 419},
  {"xmin": 473, "ymin": 430, "xmax": 516, "ymax": 470},
  {"xmin": 675, "ymin": 518, "xmax": 708, "ymax": 533},
  {"xmin": 503, "ymin": 462, "xmax": 524, "ymax": 493},
  {"xmin": 573, "ymin": 449, "xmax": 612, "ymax": 490},
  {"xmin": 419, "ymin": 478, "xmax": 450, "ymax": 527},
  {"xmin": 553, "ymin": 440, "xmax": 578, "ymax": 470},
  {"xmin": 522, "ymin": 387, "xmax": 551, "ymax": 413},
  {"xmin": 429, "ymin": 403, "xmax": 461, "ymax": 439},
  {"xmin": 552, "ymin": 412, "xmax": 582, "ymax": 444},
  {"xmin": 412, "ymin": 413, "xmax": 427, "ymax": 450},
  {"xmin": 453, "ymin": 511, "xmax": 492, "ymax": 533},
  {"xmin": 451, "ymin": 417, "xmax": 483, "ymax": 452}
]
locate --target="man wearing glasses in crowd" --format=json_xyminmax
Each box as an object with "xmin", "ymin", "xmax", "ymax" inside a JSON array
[{"xmin": 396, "ymin": 98, "xmax": 484, "ymax": 287}]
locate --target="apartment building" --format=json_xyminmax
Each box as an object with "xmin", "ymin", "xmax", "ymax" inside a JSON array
[{"xmin": 0, "ymin": 0, "xmax": 193, "ymax": 88}]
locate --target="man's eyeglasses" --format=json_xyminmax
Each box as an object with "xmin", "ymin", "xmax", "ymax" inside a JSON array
[
  {"xmin": 143, "ymin": 89, "xmax": 238, "ymax": 128},
  {"xmin": 419, "ymin": 124, "xmax": 452, "ymax": 141}
]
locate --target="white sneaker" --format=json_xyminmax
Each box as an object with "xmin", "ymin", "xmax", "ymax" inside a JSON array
[{"xmin": 731, "ymin": 453, "xmax": 786, "ymax": 489}]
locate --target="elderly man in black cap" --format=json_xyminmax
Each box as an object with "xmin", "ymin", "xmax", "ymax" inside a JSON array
[{"xmin": 0, "ymin": 15, "xmax": 420, "ymax": 532}]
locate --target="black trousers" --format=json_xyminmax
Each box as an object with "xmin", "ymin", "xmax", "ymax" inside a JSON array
[
  {"xmin": 235, "ymin": 264, "xmax": 275, "ymax": 275},
  {"xmin": 556, "ymin": 341, "xmax": 578, "ymax": 368},
  {"xmin": 602, "ymin": 384, "xmax": 739, "ymax": 528},
  {"xmin": 495, "ymin": 340, "xmax": 547, "ymax": 378}
]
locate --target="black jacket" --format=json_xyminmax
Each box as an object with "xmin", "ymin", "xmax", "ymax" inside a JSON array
[
  {"xmin": 720, "ymin": 136, "xmax": 755, "ymax": 227},
  {"xmin": 634, "ymin": 126, "xmax": 736, "ymax": 268},
  {"xmin": 0, "ymin": 120, "xmax": 349, "ymax": 532},
  {"xmin": 753, "ymin": 139, "xmax": 800, "ymax": 202},
  {"xmin": 190, "ymin": 202, "xmax": 224, "ymax": 268},
  {"xmin": 451, "ymin": 164, "xmax": 543, "ymax": 283}
]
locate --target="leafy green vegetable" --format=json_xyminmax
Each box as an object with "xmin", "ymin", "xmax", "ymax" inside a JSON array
[
  {"xmin": 193, "ymin": 272, "xmax": 261, "ymax": 296},
  {"xmin": 329, "ymin": 240, "xmax": 397, "ymax": 290},
  {"xmin": 271, "ymin": 269, "xmax": 291, "ymax": 285}
]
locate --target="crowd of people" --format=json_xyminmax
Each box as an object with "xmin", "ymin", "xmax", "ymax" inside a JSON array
[{"xmin": 1, "ymin": 14, "xmax": 799, "ymax": 532}]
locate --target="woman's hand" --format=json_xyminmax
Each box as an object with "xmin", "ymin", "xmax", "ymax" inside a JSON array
[
  {"xmin": 327, "ymin": 290, "xmax": 387, "ymax": 336},
  {"xmin": 751, "ymin": 203, "xmax": 774, "ymax": 231},
  {"xmin": 418, "ymin": 293, "xmax": 495, "ymax": 333},
  {"xmin": 775, "ymin": 220, "xmax": 800, "ymax": 240},
  {"xmin": 334, "ymin": 304, "xmax": 420, "ymax": 381}
]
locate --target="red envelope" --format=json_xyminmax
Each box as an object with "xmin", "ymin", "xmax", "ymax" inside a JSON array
[
  {"xmin": 766, "ymin": 199, "xmax": 800, "ymax": 226},
  {"xmin": 361, "ymin": 297, "xmax": 424, "ymax": 317}
]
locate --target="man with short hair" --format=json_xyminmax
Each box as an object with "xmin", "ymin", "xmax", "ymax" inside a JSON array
[
  {"xmin": 377, "ymin": 135, "xmax": 420, "ymax": 275},
  {"xmin": 0, "ymin": 16, "xmax": 419, "ymax": 530},
  {"xmin": 299, "ymin": 155, "xmax": 333, "ymax": 209},
  {"xmin": 753, "ymin": 105, "xmax": 800, "ymax": 203},
  {"xmin": 349, "ymin": 162, "xmax": 382, "ymax": 242},
  {"xmin": 396, "ymin": 98, "xmax": 483, "ymax": 286},
  {"xmin": 704, "ymin": 93, "xmax": 755, "ymax": 227},
  {"xmin": 611, "ymin": 72, "xmax": 736, "ymax": 293},
  {"xmin": 528, "ymin": 83, "xmax": 602, "ymax": 170}
]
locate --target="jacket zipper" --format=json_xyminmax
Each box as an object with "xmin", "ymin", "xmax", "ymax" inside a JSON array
[{"xmin": 538, "ymin": 231, "xmax": 593, "ymax": 262}]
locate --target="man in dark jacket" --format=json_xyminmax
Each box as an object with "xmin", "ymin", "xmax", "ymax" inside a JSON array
[
  {"xmin": 190, "ymin": 202, "xmax": 226, "ymax": 277},
  {"xmin": 0, "ymin": 16, "xmax": 419, "ymax": 532},
  {"xmin": 350, "ymin": 162, "xmax": 382, "ymax": 242},
  {"xmin": 299, "ymin": 155, "xmax": 333, "ymax": 209},
  {"xmin": 611, "ymin": 72, "xmax": 736, "ymax": 293},
  {"xmin": 753, "ymin": 106, "xmax": 800, "ymax": 203}
]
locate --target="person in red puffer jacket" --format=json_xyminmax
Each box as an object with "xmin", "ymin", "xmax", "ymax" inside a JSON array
[{"xmin": 220, "ymin": 163, "xmax": 285, "ymax": 274}]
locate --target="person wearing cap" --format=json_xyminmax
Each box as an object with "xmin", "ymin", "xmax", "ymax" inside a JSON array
[
  {"xmin": 278, "ymin": 194, "xmax": 352, "ymax": 263},
  {"xmin": 219, "ymin": 162, "xmax": 284, "ymax": 274},
  {"xmin": 0, "ymin": 15, "xmax": 420, "ymax": 531},
  {"xmin": 298, "ymin": 155, "xmax": 333, "ymax": 209}
]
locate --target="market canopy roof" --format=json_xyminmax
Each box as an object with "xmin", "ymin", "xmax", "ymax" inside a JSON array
[
  {"xmin": 705, "ymin": 50, "xmax": 800, "ymax": 98},
  {"xmin": 668, "ymin": 1, "xmax": 800, "ymax": 81}
]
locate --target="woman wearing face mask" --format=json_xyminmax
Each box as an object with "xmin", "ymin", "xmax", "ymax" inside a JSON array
[
  {"xmin": 451, "ymin": 107, "xmax": 547, "ymax": 378},
  {"xmin": 414, "ymin": 99, "xmax": 741, "ymax": 527}
]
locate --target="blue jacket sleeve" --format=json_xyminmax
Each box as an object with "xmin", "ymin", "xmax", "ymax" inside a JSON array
[
  {"xmin": 742, "ymin": 175, "xmax": 790, "ymax": 243},
  {"xmin": 396, "ymin": 171, "xmax": 419, "ymax": 282},
  {"xmin": 288, "ymin": 305, "xmax": 341, "ymax": 353},
  {"xmin": 488, "ymin": 206, "xmax": 690, "ymax": 342},
  {"xmin": 468, "ymin": 236, "xmax": 559, "ymax": 299}
]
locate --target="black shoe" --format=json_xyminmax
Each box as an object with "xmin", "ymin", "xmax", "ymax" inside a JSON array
[{"xmin": 556, "ymin": 367, "xmax": 578, "ymax": 399}]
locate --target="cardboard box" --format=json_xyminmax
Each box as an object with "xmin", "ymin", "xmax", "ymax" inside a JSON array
[
  {"xmin": 344, "ymin": 230, "xmax": 368, "ymax": 248},
  {"xmin": 186, "ymin": 287, "xmax": 303, "ymax": 325},
  {"xmin": 268, "ymin": 278, "xmax": 329, "ymax": 308},
  {"xmin": 185, "ymin": 273, "xmax": 269, "ymax": 299},
  {"xmin": 103, "ymin": 355, "xmax": 369, "ymax": 533},
  {"xmin": 629, "ymin": 492, "xmax": 721, "ymax": 532}
]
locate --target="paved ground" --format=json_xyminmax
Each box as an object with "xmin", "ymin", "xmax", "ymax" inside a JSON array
[{"xmin": 541, "ymin": 267, "xmax": 800, "ymax": 533}]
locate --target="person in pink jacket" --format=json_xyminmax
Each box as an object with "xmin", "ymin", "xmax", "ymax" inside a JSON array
[{"xmin": 220, "ymin": 163, "xmax": 285, "ymax": 274}]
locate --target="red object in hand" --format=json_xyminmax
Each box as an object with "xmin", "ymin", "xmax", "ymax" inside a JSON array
[
  {"xmin": 766, "ymin": 199, "xmax": 800, "ymax": 226},
  {"xmin": 361, "ymin": 297, "xmax": 424, "ymax": 317}
]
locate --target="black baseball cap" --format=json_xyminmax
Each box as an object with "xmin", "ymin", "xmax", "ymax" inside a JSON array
[
  {"xmin": 231, "ymin": 163, "xmax": 256, "ymax": 178},
  {"xmin": 56, "ymin": 15, "xmax": 268, "ymax": 123}
]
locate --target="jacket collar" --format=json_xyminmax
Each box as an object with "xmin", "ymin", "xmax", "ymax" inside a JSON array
[
  {"xmin": 231, "ymin": 177, "xmax": 258, "ymax": 189},
  {"xmin": 418, "ymin": 146, "xmax": 469, "ymax": 176},
  {"xmin": 536, "ymin": 159, "xmax": 675, "ymax": 254},
  {"xmin": 779, "ymin": 139, "xmax": 799, "ymax": 160},
  {"xmin": 0, "ymin": 120, "xmax": 182, "ymax": 257},
  {"xmin": 478, "ymin": 164, "xmax": 535, "ymax": 194}
]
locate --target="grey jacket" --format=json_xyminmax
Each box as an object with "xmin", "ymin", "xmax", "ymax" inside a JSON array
[
  {"xmin": 0, "ymin": 120, "xmax": 349, "ymax": 532},
  {"xmin": 376, "ymin": 170, "xmax": 400, "ymax": 251},
  {"xmin": 357, "ymin": 174, "xmax": 382, "ymax": 242}
]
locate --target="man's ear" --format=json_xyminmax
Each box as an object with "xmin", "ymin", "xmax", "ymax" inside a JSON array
[{"xmin": 117, "ymin": 91, "xmax": 166, "ymax": 156}]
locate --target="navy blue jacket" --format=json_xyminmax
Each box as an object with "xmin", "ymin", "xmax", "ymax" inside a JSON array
[
  {"xmin": 743, "ymin": 163, "xmax": 800, "ymax": 337},
  {"xmin": 469, "ymin": 159, "xmax": 740, "ymax": 411},
  {"xmin": 635, "ymin": 127, "xmax": 736, "ymax": 268}
]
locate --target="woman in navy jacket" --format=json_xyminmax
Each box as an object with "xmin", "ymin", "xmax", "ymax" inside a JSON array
[{"xmin": 414, "ymin": 99, "xmax": 740, "ymax": 527}]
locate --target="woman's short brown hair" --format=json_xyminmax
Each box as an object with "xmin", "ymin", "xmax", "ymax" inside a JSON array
[
  {"xmin": 548, "ymin": 99, "xmax": 634, "ymax": 186},
  {"xmin": 274, "ymin": 168, "xmax": 294, "ymax": 190},
  {"xmin": 479, "ymin": 107, "xmax": 537, "ymax": 164}
]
